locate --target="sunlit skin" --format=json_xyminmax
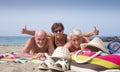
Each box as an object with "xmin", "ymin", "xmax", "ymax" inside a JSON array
[
  {"xmin": 21, "ymin": 30, "xmax": 54, "ymax": 60},
  {"xmin": 21, "ymin": 25, "xmax": 99, "ymax": 49},
  {"xmin": 71, "ymin": 35, "xmax": 82, "ymax": 48},
  {"xmin": 21, "ymin": 25, "xmax": 67, "ymax": 47},
  {"xmin": 64, "ymin": 35, "xmax": 83, "ymax": 52},
  {"xmin": 35, "ymin": 31, "xmax": 47, "ymax": 48}
]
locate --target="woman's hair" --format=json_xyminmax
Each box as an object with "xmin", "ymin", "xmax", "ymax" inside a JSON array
[
  {"xmin": 67, "ymin": 28, "xmax": 82, "ymax": 40},
  {"xmin": 51, "ymin": 22, "xmax": 64, "ymax": 33}
]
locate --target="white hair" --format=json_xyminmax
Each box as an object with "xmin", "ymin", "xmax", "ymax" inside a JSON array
[{"xmin": 67, "ymin": 28, "xmax": 82, "ymax": 40}]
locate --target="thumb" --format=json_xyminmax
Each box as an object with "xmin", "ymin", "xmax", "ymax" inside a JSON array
[{"xmin": 24, "ymin": 25, "xmax": 27, "ymax": 29}]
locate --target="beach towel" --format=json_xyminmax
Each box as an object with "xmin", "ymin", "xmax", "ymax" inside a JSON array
[
  {"xmin": 0, "ymin": 52, "xmax": 43, "ymax": 64},
  {"xmin": 71, "ymin": 50, "xmax": 120, "ymax": 71}
]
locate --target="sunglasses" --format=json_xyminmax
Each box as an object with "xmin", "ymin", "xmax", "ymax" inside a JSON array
[{"xmin": 54, "ymin": 29, "xmax": 62, "ymax": 33}]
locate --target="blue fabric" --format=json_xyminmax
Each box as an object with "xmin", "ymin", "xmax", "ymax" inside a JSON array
[{"xmin": 107, "ymin": 41, "xmax": 120, "ymax": 54}]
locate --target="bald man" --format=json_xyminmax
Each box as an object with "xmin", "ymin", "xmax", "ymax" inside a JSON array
[{"xmin": 21, "ymin": 30, "xmax": 54, "ymax": 60}]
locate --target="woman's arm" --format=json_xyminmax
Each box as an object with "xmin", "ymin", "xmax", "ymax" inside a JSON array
[
  {"xmin": 63, "ymin": 41, "xmax": 72, "ymax": 49},
  {"xmin": 83, "ymin": 26, "xmax": 99, "ymax": 37}
]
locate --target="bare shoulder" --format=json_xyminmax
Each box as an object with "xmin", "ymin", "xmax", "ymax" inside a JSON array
[
  {"xmin": 25, "ymin": 37, "xmax": 35, "ymax": 46},
  {"xmin": 47, "ymin": 37, "xmax": 52, "ymax": 43},
  {"xmin": 27, "ymin": 37, "xmax": 35, "ymax": 42},
  {"xmin": 47, "ymin": 33, "xmax": 54, "ymax": 41},
  {"xmin": 47, "ymin": 33, "xmax": 52, "ymax": 37},
  {"xmin": 22, "ymin": 37, "xmax": 35, "ymax": 53}
]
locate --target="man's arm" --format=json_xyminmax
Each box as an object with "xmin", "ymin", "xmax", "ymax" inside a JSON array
[
  {"xmin": 21, "ymin": 37, "xmax": 34, "ymax": 58},
  {"xmin": 21, "ymin": 25, "xmax": 35, "ymax": 36},
  {"xmin": 21, "ymin": 26, "xmax": 53, "ymax": 37}
]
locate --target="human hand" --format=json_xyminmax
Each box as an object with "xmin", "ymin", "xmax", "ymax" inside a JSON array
[
  {"xmin": 93, "ymin": 26, "xmax": 99, "ymax": 35},
  {"xmin": 21, "ymin": 25, "xmax": 27, "ymax": 34},
  {"xmin": 33, "ymin": 53, "xmax": 46, "ymax": 60}
]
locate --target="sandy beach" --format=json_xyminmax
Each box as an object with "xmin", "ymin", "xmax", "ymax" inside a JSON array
[
  {"xmin": 0, "ymin": 45, "xmax": 76, "ymax": 72},
  {"xmin": 0, "ymin": 45, "xmax": 120, "ymax": 72}
]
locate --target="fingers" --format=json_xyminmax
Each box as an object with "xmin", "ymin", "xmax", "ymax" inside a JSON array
[
  {"xmin": 93, "ymin": 26, "xmax": 96, "ymax": 33},
  {"xmin": 21, "ymin": 25, "xmax": 27, "ymax": 34},
  {"xmin": 35, "ymin": 53, "xmax": 46, "ymax": 60},
  {"xmin": 40, "ymin": 56, "xmax": 46, "ymax": 61},
  {"xmin": 24, "ymin": 25, "xmax": 27, "ymax": 30},
  {"xmin": 93, "ymin": 26, "xmax": 99, "ymax": 35},
  {"xmin": 39, "ymin": 53, "xmax": 46, "ymax": 60}
]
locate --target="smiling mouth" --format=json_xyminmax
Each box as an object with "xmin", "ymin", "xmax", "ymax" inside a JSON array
[{"xmin": 37, "ymin": 44, "xmax": 44, "ymax": 48}]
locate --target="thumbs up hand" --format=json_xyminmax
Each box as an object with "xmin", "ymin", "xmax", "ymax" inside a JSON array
[{"xmin": 21, "ymin": 25, "xmax": 27, "ymax": 34}]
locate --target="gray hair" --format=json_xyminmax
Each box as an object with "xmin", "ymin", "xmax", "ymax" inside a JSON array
[
  {"xmin": 34, "ymin": 30, "xmax": 47, "ymax": 37},
  {"xmin": 67, "ymin": 28, "xmax": 82, "ymax": 40}
]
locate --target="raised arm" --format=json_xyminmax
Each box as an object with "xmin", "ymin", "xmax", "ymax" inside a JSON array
[
  {"xmin": 21, "ymin": 25, "xmax": 35, "ymax": 36},
  {"xmin": 83, "ymin": 26, "xmax": 99, "ymax": 37}
]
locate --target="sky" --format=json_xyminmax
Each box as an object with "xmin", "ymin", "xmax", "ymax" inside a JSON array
[{"xmin": 0, "ymin": 0, "xmax": 120, "ymax": 36}]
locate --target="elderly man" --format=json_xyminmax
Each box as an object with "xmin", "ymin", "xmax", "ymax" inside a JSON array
[{"xmin": 21, "ymin": 30, "xmax": 54, "ymax": 60}]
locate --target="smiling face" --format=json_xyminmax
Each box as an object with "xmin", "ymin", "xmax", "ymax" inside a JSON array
[
  {"xmin": 67, "ymin": 28, "xmax": 83, "ymax": 49},
  {"xmin": 71, "ymin": 34, "xmax": 82, "ymax": 48},
  {"xmin": 34, "ymin": 30, "xmax": 47, "ymax": 48}
]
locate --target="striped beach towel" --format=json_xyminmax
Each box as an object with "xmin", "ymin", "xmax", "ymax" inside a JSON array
[
  {"xmin": 0, "ymin": 53, "xmax": 43, "ymax": 64},
  {"xmin": 71, "ymin": 50, "xmax": 120, "ymax": 71}
]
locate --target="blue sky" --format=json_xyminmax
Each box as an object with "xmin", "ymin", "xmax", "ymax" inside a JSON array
[{"xmin": 0, "ymin": 0, "xmax": 120, "ymax": 36}]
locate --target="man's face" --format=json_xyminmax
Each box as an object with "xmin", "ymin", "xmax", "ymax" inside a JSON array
[
  {"xmin": 35, "ymin": 34, "xmax": 47, "ymax": 48},
  {"xmin": 71, "ymin": 35, "xmax": 82, "ymax": 48}
]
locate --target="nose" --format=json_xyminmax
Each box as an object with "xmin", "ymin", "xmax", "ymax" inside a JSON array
[
  {"xmin": 75, "ymin": 41, "xmax": 79, "ymax": 45},
  {"xmin": 57, "ymin": 31, "xmax": 60, "ymax": 33},
  {"xmin": 74, "ymin": 41, "xmax": 80, "ymax": 48},
  {"xmin": 39, "ymin": 40, "xmax": 43, "ymax": 44}
]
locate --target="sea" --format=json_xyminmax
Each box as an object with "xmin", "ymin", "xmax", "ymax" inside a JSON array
[
  {"xmin": 0, "ymin": 36, "xmax": 110, "ymax": 46},
  {"xmin": 0, "ymin": 36, "xmax": 30, "ymax": 46}
]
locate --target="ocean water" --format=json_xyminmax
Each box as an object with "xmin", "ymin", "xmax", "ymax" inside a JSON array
[
  {"xmin": 0, "ymin": 36, "xmax": 110, "ymax": 46},
  {"xmin": 0, "ymin": 36, "xmax": 30, "ymax": 46}
]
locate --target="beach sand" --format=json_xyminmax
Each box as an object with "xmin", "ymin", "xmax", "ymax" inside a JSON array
[
  {"xmin": 0, "ymin": 45, "xmax": 120, "ymax": 72},
  {"xmin": 0, "ymin": 45, "xmax": 75, "ymax": 72}
]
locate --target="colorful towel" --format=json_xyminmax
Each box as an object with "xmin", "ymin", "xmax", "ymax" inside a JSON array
[
  {"xmin": 71, "ymin": 51, "xmax": 120, "ymax": 69},
  {"xmin": 0, "ymin": 53, "xmax": 43, "ymax": 64}
]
